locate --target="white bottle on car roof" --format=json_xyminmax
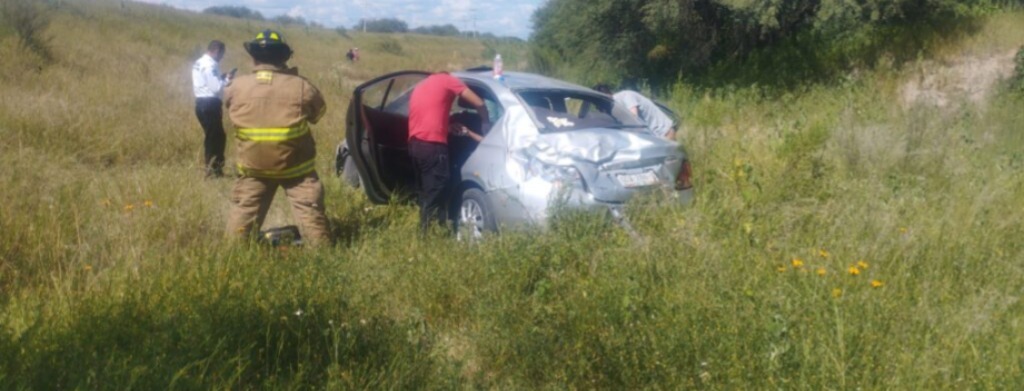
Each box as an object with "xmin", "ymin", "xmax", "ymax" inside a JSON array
[{"xmin": 493, "ymin": 54, "xmax": 503, "ymax": 80}]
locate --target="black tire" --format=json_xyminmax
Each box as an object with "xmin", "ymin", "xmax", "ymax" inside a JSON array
[
  {"xmin": 457, "ymin": 188, "xmax": 497, "ymax": 240},
  {"xmin": 334, "ymin": 143, "xmax": 347, "ymax": 175},
  {"xmin": 341, "ymin": 154, "xmax": 361, "ymax": 188},
  {"xmin": 334, "ymin": 144, "xmax": 361, "ymax": 188}
]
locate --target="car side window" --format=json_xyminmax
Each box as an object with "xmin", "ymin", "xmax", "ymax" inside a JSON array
[
  {"xmin": 452, "ymin": 85, "xmax": 504, "ymax": 124},
  {"xmin": 380, "ymin": 75, "xmax": 424, "ymax": 116},
  {"xmin": 484, "ymin": 99, "xmax": 503, "ymax": 123},
  {"xmin": 359, "ymin": 73, "xmax": 426, "ymax": 115},
  {"xmin": 361, "ymin": 82, "xmax": 389, "ymax": 111}
]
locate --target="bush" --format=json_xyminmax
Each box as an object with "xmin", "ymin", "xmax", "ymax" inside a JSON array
[
  {"xmin": 1, "ymin": 0, "xmax": 52, "ymax": 60},
  {"xmin": 412, "ymin": 24, "xmax": 460, "ymax": 37},
  {"xmin": 335, "ymin": 26, "xmax": 350, "ymax": 39},
  {"xmin": 531, "ymin": 0, "xmax": 1001, "ymax": 89},
  {"xmin": 1013, "ymin": 46, "xmax": 1024, "ymax": 92},
  {"xmin": 355, "ymin": 18, "xmax": 408, "ymax": 33},
  {"xmin": 375, "ymin": 37, "xmax": 403, "ymax": 55},
  {"xmin": 202, "ymin": 5, "xmax": 264, "ymax": 20},
  {"xmin": 272, "ymin": 14, "xmax": 309, "ymax": 27}
]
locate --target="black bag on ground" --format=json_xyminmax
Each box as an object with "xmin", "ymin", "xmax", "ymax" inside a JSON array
[{"xmin": 260, "ymin": 225, "xmax": 302, "ymax": 246}]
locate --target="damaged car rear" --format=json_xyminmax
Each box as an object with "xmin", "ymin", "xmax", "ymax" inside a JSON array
[{"xmin": 339, "ymin": 70, "xmax": 694, "ymax": 238}]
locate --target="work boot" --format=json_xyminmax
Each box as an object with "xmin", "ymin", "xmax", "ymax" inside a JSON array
[{"xmin": 205, "ymin": 156, "xmax": 225, "ymax": 178}]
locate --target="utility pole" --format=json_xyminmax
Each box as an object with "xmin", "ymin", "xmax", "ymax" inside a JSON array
[{"xmin": 470, "ymin": 7, "xmax": 478, "ymax": 38}]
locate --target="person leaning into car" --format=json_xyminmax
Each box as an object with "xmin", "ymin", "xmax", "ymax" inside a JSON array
[
  {"xmin": 594, "ymin": 84, "xmax": 677, "ymax": 141},
  {"xmin": 407, "ymin": 73, "xmax": 489, "ymax": 232}
]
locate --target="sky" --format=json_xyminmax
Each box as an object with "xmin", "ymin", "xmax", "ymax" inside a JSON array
[{"xmin": 136, "ymin": 0, "xmax": 545, "ymax": 39}]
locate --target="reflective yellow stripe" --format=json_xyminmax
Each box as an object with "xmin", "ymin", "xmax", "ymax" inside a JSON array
[
  {"xmin": 257, "ymin": 31, "xmax": 280, "ymax": 41},
  {"xmin": 237, "ymin": 158, "xmax": 316, "ymax": 179},
  {"xmin": 237, "ymin": 123, "xmax": 309, "ymax": 142}
]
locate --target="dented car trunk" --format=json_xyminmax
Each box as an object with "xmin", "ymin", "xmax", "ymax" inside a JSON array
[{"xmin": 515, "ymin": 128, "xmax": 682, "ymax": 203}]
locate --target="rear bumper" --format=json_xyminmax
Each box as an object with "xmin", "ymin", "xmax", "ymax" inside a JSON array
[{"xmin": 488, "ymin": 184, "xmax": 693, "ymax": 230}]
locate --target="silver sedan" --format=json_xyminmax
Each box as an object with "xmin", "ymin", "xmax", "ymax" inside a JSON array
[{"xmin": 337, "ymin": 70, "xmax": 694, "ymax": 238}]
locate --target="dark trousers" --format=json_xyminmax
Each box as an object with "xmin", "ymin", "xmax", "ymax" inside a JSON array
[
  {"xmin": 409, "ymin": 139, "xmax": 450, "ymax": 232},
  {"xmin": 195, "ymin": 97, "xmax": 226, "ymax": 176}
]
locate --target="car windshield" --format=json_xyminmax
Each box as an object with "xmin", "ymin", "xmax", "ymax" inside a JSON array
[{"xmin": 516, "ymin": 89, "xmax": 646, "ymax": 132}]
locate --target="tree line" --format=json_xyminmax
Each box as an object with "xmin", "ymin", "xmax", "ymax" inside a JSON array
[
  {"xmin": 530, "ymin": 0, "xmax": 1016, "ymax": 89},
  {"xmin": 201, "ymin": 6, "xmax": 521, "ymax": 41},
  {"xmin": 202, "ymin": 6, "xmax": 323, "ymax": 28},
  {"xmin": 346, "ymin": 17, "xmax": 521, "ymax": 41}
]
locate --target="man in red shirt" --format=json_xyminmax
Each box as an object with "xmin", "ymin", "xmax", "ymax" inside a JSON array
[{"xmin": 407, "ymin": 73, "xmax": 489, "ymax": 232}]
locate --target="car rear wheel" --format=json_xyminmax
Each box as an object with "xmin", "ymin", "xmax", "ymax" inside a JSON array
[
  {"xmin": 334, "ymin": 143, "xmax": 361, "ymax": 188},
  {"xmin": 457, "ymin": 188, "xmax": 497, "ymax": 241}
]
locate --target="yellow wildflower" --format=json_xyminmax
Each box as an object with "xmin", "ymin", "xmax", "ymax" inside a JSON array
[
  {"xmin": 144, "ymin": 200, "xmax": 154, "ymax": 208},
  {"xmin": 124, "ymin": 203, "xmax": 135, "ymax": 212},
  {"xmin": 857, "ymin": 260, "xmax": 869, "ymax": 269},
  {"xmin": 818, "ymin": 249, "xmax": 830, "ymax": 258},
  {"xmin": 791, "ymin": 258, "xmax": 804, "ymax": 268},
  {"xmin": 777, "ymin": 266, "xmax": 787, "ymax": 273},
  {"xmin": 871, "ymin": 280, "xmax": 884, "ymax": 288},
  {"xmin": 816, "ymin": 267, "xmax": 827, "ymax": 276},
  {"xmin": 832, "ymin": 288, "xmax": 843, "ymax": 298},
  {"xmin": 848, "ymin": 266, "xmax": 861, "ymax": 276}
]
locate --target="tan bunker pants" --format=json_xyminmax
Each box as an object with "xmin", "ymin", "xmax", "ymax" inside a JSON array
[{"xmin": 226, "ymin": 172, "xmax": 330, "ymax": 245}]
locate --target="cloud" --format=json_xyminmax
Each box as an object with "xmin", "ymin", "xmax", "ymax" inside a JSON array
[{"xmin": 134, "ymin": 0, "xmax": 542, "ymax": 38}]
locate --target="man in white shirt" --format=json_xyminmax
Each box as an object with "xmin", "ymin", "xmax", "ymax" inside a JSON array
[
  {"xmin": 192, "ymin": 40, "xmax": 232, "ymax": 178},
  {"xmin": 594, "ymin": 84, "xmax": 677, "ymax": 141}
]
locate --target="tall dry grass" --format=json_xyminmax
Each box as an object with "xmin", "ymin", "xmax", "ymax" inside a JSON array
[{"xmin": 1, "ymin": 0, "xmax": 1023, "ymax": 388}]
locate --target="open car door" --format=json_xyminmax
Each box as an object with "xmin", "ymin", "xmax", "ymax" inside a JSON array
[{"xmin": 346, "ymin": 71, "xmax": 430, "ymax": 203}]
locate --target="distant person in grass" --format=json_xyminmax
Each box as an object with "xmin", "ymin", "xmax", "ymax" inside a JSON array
[
  {"xmin": 192, "ymin": 39, "xmax": 232, "ymax": 178},
  {"xmin": 223, "ymin": 30, "xmax": 331, "ymax": 246},
  {"xmin": 593, "ymin": 84, "xmax": 677, "ymax": 141}
]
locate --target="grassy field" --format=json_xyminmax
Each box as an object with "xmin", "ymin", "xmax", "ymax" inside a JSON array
[{"xmin": 2, "ymin": 0, "xmax": 1024, "ymax": 388}]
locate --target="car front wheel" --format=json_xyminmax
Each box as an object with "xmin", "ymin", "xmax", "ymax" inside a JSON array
[{"xmin": 457, "ymin": 188, "xmax": 497, "ymax": 241}]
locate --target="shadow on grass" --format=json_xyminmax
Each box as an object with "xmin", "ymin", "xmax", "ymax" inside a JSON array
[
  {"xmin": 328, "ymin": 207, "xmax": 396, "ymax": 245},
  {"xmin": 0, "ymin": 297, "xmax": 451, "ymax": 389}
]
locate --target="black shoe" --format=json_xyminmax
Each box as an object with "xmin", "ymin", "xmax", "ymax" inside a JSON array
[{"xmin": 205, "ymin": 169, "xmax": 224, "ymax": 179}]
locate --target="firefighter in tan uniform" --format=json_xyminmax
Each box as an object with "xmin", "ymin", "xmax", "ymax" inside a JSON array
[{"xmin": 224, "ymin": 30, "xmax": 330, "ymax": 245}]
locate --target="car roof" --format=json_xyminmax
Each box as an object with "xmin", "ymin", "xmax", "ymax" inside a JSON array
[{"xmin": 452, "ymin": 70, "xmax": 595, "ymax": 93}]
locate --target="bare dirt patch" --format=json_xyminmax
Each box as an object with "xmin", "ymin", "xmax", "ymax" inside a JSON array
[{"xmin": 900, "ymin": 50, "xmax": 1017, "ymax": 109}]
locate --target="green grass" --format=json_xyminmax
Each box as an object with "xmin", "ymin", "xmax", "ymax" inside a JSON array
[{"xmin": 2, "ymin": 0, "xmax": 1024, "ymax": 388}]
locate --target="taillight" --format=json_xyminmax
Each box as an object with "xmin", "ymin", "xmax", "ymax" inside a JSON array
[{"xmin": 675, "ymin": 159, "xmax": 693, "ymax": 190}]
